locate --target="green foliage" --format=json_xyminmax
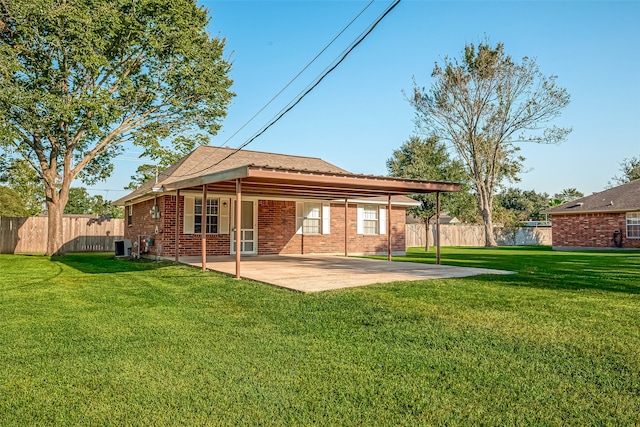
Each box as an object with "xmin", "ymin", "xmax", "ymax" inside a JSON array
[
  {"xmin": 126, "ymin": 134, "xmax": 209, "ymax": 190},
  {"xmin": 0, "ymin": 0, "xmax": 234, "ymax": 253},
  {"xmin": 0, "ymin": 249, "xmax": 638, "ymax": 425},
  {"xmin": 410, "ymin": 39, "xmax": 571, "ymax": 245},
  {"xmin": 387, "ymin": 135, "xmax": 476, "ymax": 224},
  {"xmin": 64, "ymin": 187, "xmax": 124, "ymax": 218},
  {"xmin": 550, "ymin": 187, "xmax": 584, "ymax": 206},
  {"xmin": 610, "ymin": 156, "xmax": 640, "ymax": 187},
  {"xmin": 0, "ymin": 185, "xmax": 29, "ymax": 216},
  {"xmin": 0, "ymin": 158, "xmax": 44, "ymax": 215},
  {"xmin": 64, "ymin": 188, "xmax": 94, "ymax": 215},
  {"xmin": 496, "ymin": 187, "xmax": 550, "ymax": 222}
]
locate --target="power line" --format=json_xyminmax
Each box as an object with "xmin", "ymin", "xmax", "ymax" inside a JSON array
[
  {"xmin": 210, "ymin": 0, "xmax": 402, "ymax": 168},
  {"xmin": 176, "ymin": 0, "xmax": 377, "ymax": 179},
  {"xmin": 175, "ymin": 0, "xmax": 402, "ymax": 179},
  {"xmin": 216, "ymin": 0, "xmax": 375, "ymax": 150},
  {"xmin": 227, "ymin": 0, "xmax": 401, "ymax": 156},
  {"xmin": 113, "ymin": 156, "xmax": 149, "ymax": 162}
]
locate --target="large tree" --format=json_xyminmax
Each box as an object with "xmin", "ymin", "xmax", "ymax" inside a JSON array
[
  {"xmin": 410, "ymin": 41, "xmax": 571, "ymax": 246},
  {"xmin": 0, "ymin": 0, "xmax": 234, "ymax": 255},
  {"xmin": 387, "ymin": 135, "xmax": 475, "ymax": 250}
]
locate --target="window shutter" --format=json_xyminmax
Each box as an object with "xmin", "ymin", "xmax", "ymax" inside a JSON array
[
  {"xmin": 379, "ymin": 206, "xmax": 386, "ymax": 235},
  {"xmin": 183, "ymin": 196, "xmax": 194, "ymax": 234},
  {"xmin": 356, "ymin": 205, "xmax": 364, "ymax": 234},
  {"xmin": 219, "ymin": 198, "xmax": 230, "ymax": 234},
  {"xmin": 322, "ymin": 203, "xmax": 331, "ymax": 234},
  {"xmin": 296, "ymin": 202, "xmax": 304, "ymax": 234}
]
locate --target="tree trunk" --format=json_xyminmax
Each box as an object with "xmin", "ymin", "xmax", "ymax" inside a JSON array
[
  {"xmin": 44, "ymin": 182, "xmax": 70, "ymax": 256},
  {"xmin": 46, "ymin": 199, "xmax": 65, "ymax": 256},
  {"xmin": 480, "ymin": 207, "xmax": 497, "ymax": 247},
  {"xmin": 477, "ymin": 188, "xmax": 498, "ymax": 247}
]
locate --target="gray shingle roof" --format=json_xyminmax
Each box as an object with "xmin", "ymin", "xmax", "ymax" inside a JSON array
[
  {"xmin": 545, "ymin": 179, "xmax": 640, "ymax": 215},
  {"xmin": 117, "ymin": 146, "xmax": 350, "ymax": 203}
]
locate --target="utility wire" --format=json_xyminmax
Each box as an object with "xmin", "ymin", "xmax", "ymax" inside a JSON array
[
  {"xmin": 211, "ymin": 0, "xmax": 402, "ymax": 168},
  {"xmin": 217, "ymin": 0, "xmax": 375, "ymax": 149},
  {"xmin": 175, "ymin": 0, "xmax": 401, "ymax": 179},
  {"xmin": 175, "ymin": 1, "xmax": 375, "ymax": 178}
]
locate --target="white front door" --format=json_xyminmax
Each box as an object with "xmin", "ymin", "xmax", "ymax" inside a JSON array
[{"xmin": 231, "ymin": 200, "xmax": 257, "ymax": 254}]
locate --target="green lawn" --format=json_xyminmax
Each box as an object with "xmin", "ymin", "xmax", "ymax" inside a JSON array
[{"xmin": 1, "ymin": 247, "xmax": 639, "ymax": 426}]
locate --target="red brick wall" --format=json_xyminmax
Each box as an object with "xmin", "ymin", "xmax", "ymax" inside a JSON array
[
  {"xmin": 258, "ymin": 200, "xmax": 298, "ymax": 254},
  {"xmin": 128, "ymin": 196, "xmax": 408, "ymax": 257},
  {"xmin": 124, "ymin": 197, "xmax": 165, "ymax": 256},
  {"xmin": 551, "ymin": 212, "xmax": 640, "ymax": 249},
  {"xmin": 128, "ymin": 194, "xmax": 233, "ymax": 258},
  {"xmin": 259, "ymin": 201, "xmax": 406, "ymax": 256}
]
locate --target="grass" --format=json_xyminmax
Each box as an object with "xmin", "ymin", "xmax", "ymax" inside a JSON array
[{"xmin": 0, "ymin": 247, "xmax": 639, "ymax": 426}]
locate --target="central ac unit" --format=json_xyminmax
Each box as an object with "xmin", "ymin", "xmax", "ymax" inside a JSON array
[{"xmin": 114, "ymin": 239, "xmax": 132, "ymax": 257}]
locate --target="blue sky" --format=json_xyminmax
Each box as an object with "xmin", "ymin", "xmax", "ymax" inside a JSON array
[{"xmin": 105, "ymin": 0, "xmax": 640, "ymax": 198}]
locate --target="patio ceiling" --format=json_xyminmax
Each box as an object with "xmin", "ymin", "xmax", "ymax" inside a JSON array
[{"xmin": 159, "ymin": 165, "xmax": 462, "ymax": 200}]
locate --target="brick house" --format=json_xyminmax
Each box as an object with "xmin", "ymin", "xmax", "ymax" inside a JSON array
[
  {"xmin": 114, "ymin": 146, "xmax": 460, "ymax": 273},
  {"xmin": 545, "ymin": 179, "xmax": 640, "ymax": 249}
]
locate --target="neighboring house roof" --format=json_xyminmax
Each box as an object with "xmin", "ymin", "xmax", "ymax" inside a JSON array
[
  {"xmin": 545, "ymin": 179, "xmax": 640, "ymax": 215},
  {"xmin": 114, "ymin": 146, "xmax": 460, "ymax": 206}
]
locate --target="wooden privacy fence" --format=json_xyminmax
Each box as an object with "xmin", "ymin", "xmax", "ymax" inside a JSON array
[
  {"xmin": 406, "ymin": 223, "xmax": 552, "ymax": 248},
  {"xmin": 0, "ymin": 216, "xmax": 125, "ymax": 254}
]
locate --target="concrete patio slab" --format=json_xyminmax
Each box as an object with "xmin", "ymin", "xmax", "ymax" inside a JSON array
[{"xmin": 178, "ymin": 255, "xmax": 513, "ymax": 292}]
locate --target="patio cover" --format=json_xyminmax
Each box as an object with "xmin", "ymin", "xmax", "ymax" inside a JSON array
[
  {"xmin": 115, "ymin": 147, "xmax": 461, "ymax": 278},
  {"xmin": 160, "ymin": 164, "xmax": 461, "ymax": 200},
  {"xmin": 173, "ymin": 166, "xmax": 459, "ymax": 278}
]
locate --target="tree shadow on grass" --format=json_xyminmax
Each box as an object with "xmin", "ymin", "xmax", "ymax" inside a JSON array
[
  {"xmin": 1, "ymin": 255, "xmax": 66, "ymax": 290},
  {"xmin": 470, "ymin": 269, "xmax": 640, "ymax": 295},
  {"xmin": 54, "ymin": 253, "xmax": 174, "ymax": 275},
  {"xmin": 401, "ymin": 246, "xmax": 640, "ymax": 295}
]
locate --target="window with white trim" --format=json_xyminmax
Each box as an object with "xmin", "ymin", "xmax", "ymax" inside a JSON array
[
  {"xmin": 356, "ymin": 204, "xmax": 386, "ymax": 235},
  {"xmin": 194, "ymin": 198, "xmax": 219, "ymax": 234},
  {"xmin": 184, "ymin": 196, "xmax": 228, "ymax": 235},
  {"xmin": 296, "ymin": 202, "xmax": 330, "ymax": 235},
  {"xmin": 362, "ymin": 204, "xmax": 378, "ymax": 235},
  {"xmin": 127, "ymin": 205, "xmax": 132, "ymax": 226},
  {"xmin": 627, "ymin": 212, "xmax": 640, "ymax": 238},
  {"xmin": 303, "ymin": 203, "xmax": 321, "ymax": 234}
]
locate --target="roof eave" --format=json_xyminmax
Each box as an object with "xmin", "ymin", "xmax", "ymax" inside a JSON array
[
  {"xmin": 115, "ymin": 165, "xmax": 462, "ymax": 205},
  {"xmin": 244, "ymin": 167, "xmax": 462, "ymax": 194},
  {"xmin": 162, "ymin": 165, "xmax": 251, "ymax": 192},
  {"xmin": 113, "ymin": 187, "xmax": 166, "ymax": 206},
  {"xmin": 546, "ymin": 207, "xmax": 640, "ymax": 215}
]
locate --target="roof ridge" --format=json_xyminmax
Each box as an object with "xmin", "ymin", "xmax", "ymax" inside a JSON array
[{"xmin": 198, "ymin": 144, "xmax": 333, "ymax": 162}]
